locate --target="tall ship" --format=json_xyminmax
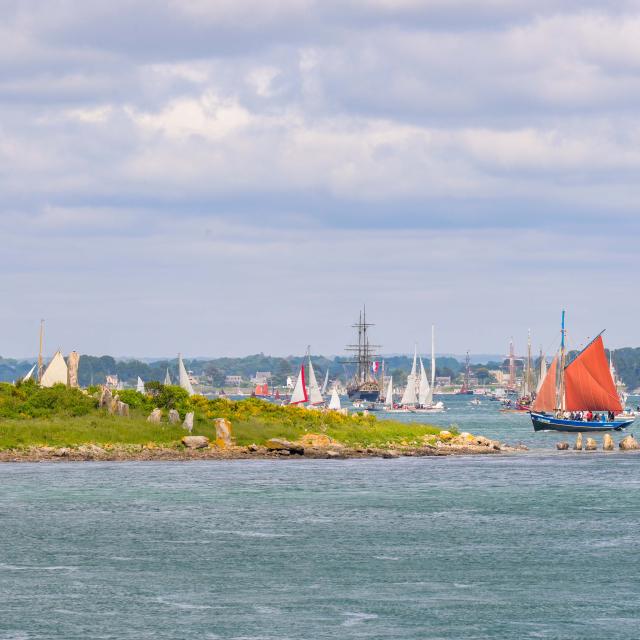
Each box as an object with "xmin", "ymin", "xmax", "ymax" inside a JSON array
[
  {"xmin": 345, "ymin": 308, "xmax": 381, "ymax": 402},
  {"xmin": 530, "ymin": 311, "xmax": 634, "ymax": 433}
]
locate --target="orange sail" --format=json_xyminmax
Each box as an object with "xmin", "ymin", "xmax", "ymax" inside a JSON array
[
  {"xmin": 564, "ymin": 336, "xmax": 622, "ymax": 412},
  {"xmin": 532, "ymin": 356, "xmax": 558, "ymax": 412}
]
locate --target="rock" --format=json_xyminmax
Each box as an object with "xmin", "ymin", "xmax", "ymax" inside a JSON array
[
  {"xmin": 438, "ymin": 430, "xmax": 453, "ymax": 441},
  {"xmin": 53, "ymin": 447, "xmax": 71, "ymax": 457},
  {"xmin": 181, "ymin": 436, "xmax": 209, "ymax": 449},
  {"xmin": 99, "ymin": 386, "xmax": 112, "ymax": 408},
  {"xmin": 325, "ymin": 450, "xmax": 341, "ymax": 459},
  {"xmin": 619, "ymin": 435, "xmax": 640, "ymax": 450},
  {"xmin": 298, "ymin": 433, "xmax": 334, "ymax": 448},
  {"xmin": 574, "ymin": 433, "xmax": 583, "ymax": 451},
  {"xmin": 265, "ymin": 438, "xmax": 304, "ymax": 455},
  {"xmin": 247, "ymin": 444, "xmax": 259, "ymax": 452},
  {"xmin": 556, "ymin": 441, "xmax": 570, "ymax": 450},
  {"xmin": 183, "ymin": 412, "xmax": 194, "ymax": 433},
  {"xmin": 382, "ymin": 450, "xmax": 399, "ymax": 459},
  {"xmin": 168, "ymin": 409, "xmax": 180, "ymax": 424},
  {"xmin": 147, "ymin": 408, "xmax": 162, "ymax": 423},
  {"xmin": 214, "ymin": 418, "xmax": 233, "ymax": 446},
  {"xmin": 603, "ymin": 433, "xmax": 614, "ymax": 451},
  {"xmin": 585, "ymin": 437, "xmax": 597, "ymax": 451}
]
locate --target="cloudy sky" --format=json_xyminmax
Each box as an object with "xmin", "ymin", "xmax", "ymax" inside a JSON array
[{"xmin": 2, "ymin": 0, "xmax": 640, "ymax": 359}]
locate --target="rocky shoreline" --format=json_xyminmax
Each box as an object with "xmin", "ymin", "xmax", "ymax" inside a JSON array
[{"xmin": 0, "ymin": 431, "xmax": 527, "ymax": 462}]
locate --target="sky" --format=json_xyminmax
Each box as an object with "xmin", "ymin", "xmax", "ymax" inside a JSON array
[{"xmin": 2, "ymin": 0, "xmax": 640, "ymax": 359}]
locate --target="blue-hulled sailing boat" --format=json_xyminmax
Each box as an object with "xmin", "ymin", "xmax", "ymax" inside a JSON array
[{"xmin": 530, "ymin": 311, "xmax": 634, "ymax": 433}]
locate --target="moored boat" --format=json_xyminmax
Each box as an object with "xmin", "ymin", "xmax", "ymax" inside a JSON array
[{"xmin": 530, "ymin": 311, "xmax": 633, "ymax": 433}]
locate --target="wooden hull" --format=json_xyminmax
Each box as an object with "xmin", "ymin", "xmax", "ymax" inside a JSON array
[{"xmin": 531, "ymin": 412, "xmax": 634, "ymax": 433}]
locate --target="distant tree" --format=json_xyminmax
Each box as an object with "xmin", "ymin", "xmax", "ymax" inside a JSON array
[{"xmin": 204, "ymin": 365, "xmax": 226, "ymax": 387}]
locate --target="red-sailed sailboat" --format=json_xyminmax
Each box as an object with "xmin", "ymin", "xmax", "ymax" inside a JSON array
[{"xmin": 530, "ymin": 311, "xmax": 634, "ymax": 433}]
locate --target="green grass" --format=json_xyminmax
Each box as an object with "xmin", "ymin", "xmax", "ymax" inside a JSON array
[{"xmin": 0, "ymin": 386, "xmax": 448, "ymax": 450}]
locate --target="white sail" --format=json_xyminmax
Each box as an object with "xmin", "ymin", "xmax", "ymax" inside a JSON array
[
  {"xmin": 536, "ymin": 356, "xmax": 547, "ymax": 393},
  {"xmin": 40, "ymin": 351, "xmax": 68, "ymax": 387},
  {"xmin": 328, "ymin": 386, "xmax": 341, "ymax": 410},
  {"xmin": 136, "ymin": 376, "xmax": 145, "ymax": 393},
  {"xmin": 307, "ymin": 358, "xmax": 324, "ymax": 405},
  {"xmin": 384, "ymin": 376, "xmax": 393, "ymax": 407},
  {"xmin": 321, "ymin": 369, "xmax": 329, "ymax": 395},
  {"xmin": 418, "ymin": 358, "xmax": 431, "ymax": 406},
  {"xmin": 400, "ymin": 346, "xmax": 418, "ymax": 406},
  {"xmin": 22, "ymin": 364, "xmax": 36, "ymax": 382},
  {"xmin": 289, "ymin": 365, "xmax": 308, "ymax": 404},
  {"xmin": 178, "ymin": 354, "xmax": 195, "ymax": 396},
  {"xmin": 164, "ymin": 369, "xmax": 172, "ymax": 385},
  {"xmin": 428, "ymin": 325, "xmax": 436, "ymax": 405}
]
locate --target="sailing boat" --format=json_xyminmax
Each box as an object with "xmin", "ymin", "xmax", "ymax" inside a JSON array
[
  {"xmin": 164, "ymin": 368, "xmax": 172, "ymax": 386},
  {"xmin": 40, "ymin": 351, "xmax": 68, "ymax": 388},
  {"xmin": 22, "ymin": 364, "xmax": 37, "ymax": 382},
  {"xmin": 289, "ymin": 351, "xmax": 324, "ymax": 407},
  {"xmin": 136, "ymin": 376, "xmax": 145, "ymax": 393},
  {"xmin": 178, "ymin": 354, "xmax": 195, "ymax": 396},
  {"xmin": 530, "ymin": 311, "xmax": 634, "ymax": 433},
  {"xmin": 383, "ymin": 376, "xmax": 394, "ymax": 409}
]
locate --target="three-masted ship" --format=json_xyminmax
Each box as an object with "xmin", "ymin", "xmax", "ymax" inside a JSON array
[
  {"xmin": 345, "ymin": 308, "xmax": 381, "ymax": 402},
  {"xmin": 530, "ymin": 311, "xmax": 634, "ymax": 432}
]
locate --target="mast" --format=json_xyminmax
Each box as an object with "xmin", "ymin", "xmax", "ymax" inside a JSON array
[
  {"xmin": 556, "ymin": 310, "xmax": 566, "ymax": 411},
  {"xmin": 508, "ymin": 338, "xmax": 516, "ymax": 390},
  {"xmin": 463, "ymin": 351, "xmax": 471, "ymax": 392},
  {"xmin": 525, "ymin": 329, "xmax": 532, "ymax": 397},
  {"xmin": 37, "ymin": 319, "xmax": 45, "ymax": 383}
]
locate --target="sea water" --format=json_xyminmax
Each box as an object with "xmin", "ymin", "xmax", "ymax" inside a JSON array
[{"xmin": 1, "ymin": 398, "xmax": 639, "ymax": 639}]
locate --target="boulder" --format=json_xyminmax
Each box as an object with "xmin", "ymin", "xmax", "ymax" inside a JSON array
[
  {"xmin": 183, "ymin": 412, "xmax": 194, "ymax": 433},
  {"xmin": 556, "ymin": 441, "xmax": 570, "ymax": 451},
  {"xmin": 382, "ymin": 450, "xmax": 399, "ymax": 459},
  {"xmin": 214, "ymin": 418, "xmax": 233, "ymax": 446},
  {"xmin": 182, "ymin": 436, "xmax": 209, "ymax": 449},
  {"xmin": 619, "ymin": 435, "xmax": 640, "ymax": 450},
  {"xmin": 438, "ymin": 430, "xmax": 453, "ymax": 441},
  {"xmin": 147, "ymin": 408, "xmax": 162, "ymax": 423},
  {"xmin": 603, "ymin": 433, "xmax": 614, "ymax": 451},
  {"xmin": 325, "ymin": 450, "xmax": 341, "ymax": 459},
  {"xmin": 247, "ymin": 444, "xmax": 259, "ymax": 452},
  {"xmin": 585, "ymin": 437, "xmax": 597, "ymax": 451},
  {"xmin": 265, "ymin": 438, "xmax": 304, "ymax": 455},
  {"xmin": 168, "ymin": 409, "xmax": 180, "ymax": 424},
  {"xmin": 574, "ymin": 433, "xmax": 583, "ymax": 451}
]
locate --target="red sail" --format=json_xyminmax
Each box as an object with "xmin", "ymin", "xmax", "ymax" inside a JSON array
[
  {"xmin": 564, "ymin": 336, "xmax": 622, "ymax": 412},
  {"xmin": 532, "ymin": 356, "xmax": 558, "ymax": 412}
]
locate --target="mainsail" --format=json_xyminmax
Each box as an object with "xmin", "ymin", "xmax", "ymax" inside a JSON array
[
  {"xmin": 328, "ymin": 387, "xmax": 341, "ymax": 410},
  {"xmin": 164, "ymin": 369, "xmax": 172, "ymax": 385},
  {"xmin": 136, "ymin": 376, "xmax": 145, "ymax": 393},
  {"xmin": 289, "ymin": 365, "xmax": 308, "ymax": 404},
  {"xmin": 536, "ymin": 354, "xmax": 547, "ymax": 393},
  {"xmin": 418, "ymin": 358, "xmax": 431, "ymax": 406},
  {"xmin": 384, "ymin": 376, "xmax": 393, "ymax": 408},
  {"xmin": 40, "ymin": 351, "xmax": 68, "ymax": 387},
  {"xmin": 178, "ymin": 354, "xmax": 195, "ymax": 396},
  {"xmin": 427, "ymin": 325, "xmax": 436, "ymax": 405},
  {"xmin": 564, "ymin": 336, "xmax": 622, "ymax": 412},
  {"xmin": 321, "ymin": 369, "xmax": 329, "ymax": 395},
  {"xmin": 400, "ymin": 346, "xmax": 418, "ymax": 406},
  {"xmin": 307, "ymin": 358, "xmax": 324, "ymax": 405}
]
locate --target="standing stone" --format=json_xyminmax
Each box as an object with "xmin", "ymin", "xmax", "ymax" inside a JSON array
[
  {"xmin": 585, "ymin": 437, "xmax": 597, "ymax": 451},
  {"xmin": 619, "ymin": 435, "xmax": 640, "ymax": 450},
  {"xmin": 183, "ymin": 412, "xmax": 194, "ymax": 433},
  {"xmin": 147, "ymin": 408, "xmax": 162, "ymax": 423},
  {"xmin": 168, "ymin": 409, "xmax": 180, "ymax": 424},
  {"xmin": 214, "ymin": 418, "xmax": 233, "ymax": 447},
  {"xmin": 574, "ymin": 433, "xmax": 583, "ymax": 450},
  {"xmin": 116, "ymin": 401, "xmax": 130, "ymax": 417},
  {"xmin": 603, "ymin": 434, "xmax": 614, "ymax": 451},
  {"xmin": 99, "ymin": 386, "xmax": 112, "ymax": 409},
  {"xmin": 67, "ymin": 351, "xmax": 80, "ymax": 388},
  {"xmin": 556, "ymin": 442, "xmax": 569, "ymax": 450}
]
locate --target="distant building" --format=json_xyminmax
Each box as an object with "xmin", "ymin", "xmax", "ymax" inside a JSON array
[
  {"xmin": 252, "ymin": 371, "xmax": 272, "ymax": 384},
  {"xmin": 225, "ymin": 375, "xmax": 243, "ymax": 385},
  {"xmin": 435, "ymin": 376, "xmax": 451, "ymax": 386},
  {"xmin": 105, "ymin": 374, "xmax": 119, "ymax": 388}
]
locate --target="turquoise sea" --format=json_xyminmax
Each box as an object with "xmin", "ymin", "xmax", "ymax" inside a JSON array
[{"xmin": 1, "ymin": 396, "xmax": 639, "ymax": 639}]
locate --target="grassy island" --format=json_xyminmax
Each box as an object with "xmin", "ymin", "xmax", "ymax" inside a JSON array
[{"xmin": 0, "ymin": 381, "xmax": 511, "ymax": 460}]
